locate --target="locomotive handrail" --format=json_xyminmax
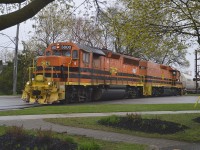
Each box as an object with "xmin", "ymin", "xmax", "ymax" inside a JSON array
[
  {"xmin": 67, "ymin": 58, "xmax": 72, "ymax": 85},
  {"xmin": 140, "ymin": 75, "xmax": 145, "ymax": 83},
  {"xmin": 43, "ymin": 66, "xmax": 54, "ymax": 82},
  {"xmin": 28, "ymin": 67, "xmax": 36, "ymax": 82}
]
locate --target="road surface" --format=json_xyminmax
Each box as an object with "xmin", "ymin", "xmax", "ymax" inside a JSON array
[
  {"xmin": 0, "ymin": 95, "xmax": 198, "ymax": 110},
  {"xmin": 0, "ymin": 96, "xmax": 38, "ymax": 110}
]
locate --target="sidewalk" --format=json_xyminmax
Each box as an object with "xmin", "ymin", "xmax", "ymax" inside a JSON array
[
  {"xmin": 1, "ymin": 110, "xmax": 200, "ymax": 120},
  {"xmin": 0, "ymin": 111, "xmax": 200, "ymax": 150}
]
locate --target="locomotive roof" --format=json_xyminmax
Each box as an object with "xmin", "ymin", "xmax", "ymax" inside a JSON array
[{"xmin": 76, "ymin": 43, "xmax": 105, "ymax": 56}]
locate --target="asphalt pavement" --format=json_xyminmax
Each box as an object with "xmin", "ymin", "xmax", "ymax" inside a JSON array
[
  {"xmin": 0, "ymin": 96, "xmax": 39, "ymax": 110},
  {"xmin": 0, "ymin": 95, "xmax": 199, "ymax": 111}
]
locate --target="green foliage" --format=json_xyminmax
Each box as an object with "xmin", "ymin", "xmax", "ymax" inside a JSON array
[
  {"xmin": 0, "ymin": 47, "xmax": 34, "ymax": 95},
  {"xmin": 100, "ymin": 0, "xmax": 190, "ymax": 67},
  {"xmin": 0, "ymin": 62, "xmax": 13, "ymax": 95}
]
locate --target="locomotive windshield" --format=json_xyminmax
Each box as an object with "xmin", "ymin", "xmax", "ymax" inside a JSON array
[
  {"xmin": 53, "ymin": 50, "xmax": 61, "ymax": 56},
  {"xmin": 51, "ymin": 50, "xmax": 71, "ymax": 56}
]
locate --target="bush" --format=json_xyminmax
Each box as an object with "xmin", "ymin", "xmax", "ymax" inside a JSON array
[
  {"xmin": 98, "ymin": 114, "xmax": 188, "ymax": 134},
  {"xmin": 0, "ymin": 126, "xmax": 77, "ymax": 150}
]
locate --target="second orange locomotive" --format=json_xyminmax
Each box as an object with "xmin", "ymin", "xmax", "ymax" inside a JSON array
[{"xmin": 22, "ymin": 41, "xmax": 183, "ymax": 104}]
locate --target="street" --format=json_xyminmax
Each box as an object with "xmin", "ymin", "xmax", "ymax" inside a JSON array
[
  {"xmin": 0, "ymin": 96, "xmax": 37, "ymax": 110},
  {"xmin": 0, "ymin": 95, "xmax": 198, "ymax": 110}
]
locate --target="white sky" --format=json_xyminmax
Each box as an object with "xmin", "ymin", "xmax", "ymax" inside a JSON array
[{"xmin": 0, "ymin": 0, "xmax": 197, "ymax": 76}]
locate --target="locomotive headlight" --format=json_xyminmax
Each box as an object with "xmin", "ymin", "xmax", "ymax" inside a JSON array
[
  {"xmin": 27, "ymin": 81, "xmax": 30, "ymax": 85},
  {"xmin": 48, "ymin": 82, "xmax": 52, "ymax": 86}
]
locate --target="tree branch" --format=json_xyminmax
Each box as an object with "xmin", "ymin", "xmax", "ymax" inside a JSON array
[
  {"xmin": 0, "ymin": 0, "xmax": 54, "ymax": 30},
  {"xmin": 0, "ymin": 0, "xmax": 26, "ymax": 4}
]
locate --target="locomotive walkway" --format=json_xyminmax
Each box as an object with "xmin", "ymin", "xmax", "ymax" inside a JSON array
[{"xmin": 0, "ymin": 111, "xmax": 200, "ymax": 150}]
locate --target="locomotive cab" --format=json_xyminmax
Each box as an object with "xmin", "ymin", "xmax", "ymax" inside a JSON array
[{"xmin": 22, "ymin": 42, "xmax": 80, "ymax": 104}]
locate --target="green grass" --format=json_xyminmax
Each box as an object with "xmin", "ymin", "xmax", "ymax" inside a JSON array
[
  {"xmin": 73, "ymin": 136, "xmax": 146, "ymax": 150},
  {"xmin": 0, "ymin": 103, "xmax": 199, "ymax": 116},
  {"xmin": 45, "ymin": 113, "xmax": 200, "ymax": 142}
]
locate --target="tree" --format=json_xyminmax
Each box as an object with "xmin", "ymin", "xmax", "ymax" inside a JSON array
[
  {"xmin": 30, "ymin": 0, "xmax": 108, "ymax": 49},
  {"xmin": 0, "ymin": 41, "xmax": 38, "ymax": 95},
  {"xmin": 161, "ymin": 0, "xmax": 200, "ymax": 46},
  {"xmin": 0, "ymin": 0, "xmax": 104, "ymax": 31},
  {"xmin": 31, "ymin": 1, "xmax": 72, "ymax": 48},
  {"xmin": 0, "ymin": 61, "xmax": 13, "ymax": 94},
  {"xmin": 0, "ymin": 0, "xmax": 55, "ymax": 30},
  {"xmin": 70, "ymin": 17, "xmax": 106, "ymax": 48},
  {"xmin": 98, "ymin": 0, "xmax": 189, "ymax": 67},
  {"xmin": 122, "ymin": 0, "xmax": 200, "ymax": 46}
]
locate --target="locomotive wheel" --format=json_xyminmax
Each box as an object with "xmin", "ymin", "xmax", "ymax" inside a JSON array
[
  {"xmin": 65, "ymin": 86, "xmax": 93, "ymax": 103},
  {"xmin": 152, "ymin": 87, "xmax": 161, "ymax": 97},
  {"xmin": 126, "ymin": 87, "xmax": 137, "ymax": 98},
  {"xmin": 136, "ymin": 87, "xmax": 143, "ymax": 97}
]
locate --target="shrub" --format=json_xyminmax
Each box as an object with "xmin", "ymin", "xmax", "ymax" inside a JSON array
[
  {"xmin": 126, "ymin": 113, "xmax": 142, "ymax": 121},
  {"xmin": 0, "ymin": 126, "xmax": 78, "ymax": 150},
  {"xmin": 98, "ymin": 114, "xmax": 189, "ymax": 134}
]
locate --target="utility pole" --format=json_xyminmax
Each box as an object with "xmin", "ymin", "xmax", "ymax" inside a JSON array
[
  {"xmin": 13, "ymin": 3, "xmax": 21, "ymax": 95},
  {"xmin": 195, "ymin": 50, "xmax": 198, "ymax": 94},
  {"xmin": 195, "ymin": 49, "xmax": 200, "ymax": 94}
]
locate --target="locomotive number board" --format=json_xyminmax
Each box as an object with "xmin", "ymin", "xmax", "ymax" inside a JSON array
[{"xmin": 51, "ymin": 45, "xmax": 72, "ymax": 50}]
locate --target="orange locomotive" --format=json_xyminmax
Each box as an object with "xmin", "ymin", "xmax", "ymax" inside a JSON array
[{"xmin": 22, "ymin": 41, "xmax": 183, "ymax": 104}]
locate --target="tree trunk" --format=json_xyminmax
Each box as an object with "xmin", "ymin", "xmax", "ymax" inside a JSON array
[{"xmin": 0, "ymin": 0, "xmax": 54, "ymax": 30}]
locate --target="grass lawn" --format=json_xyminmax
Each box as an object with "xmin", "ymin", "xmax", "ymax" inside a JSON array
[
  {"xmin": 45, "ymin": 113, "xmax": 200, "ymax": 142},
  {"xmin": 0, "ymin": 103, "xmax": 199, "ymax": 116}
]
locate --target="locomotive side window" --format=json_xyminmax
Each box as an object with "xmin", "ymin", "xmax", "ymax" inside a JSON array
[
  {"xmin": 140, "ymin": 66, "xmax": 146, "ymax": 69},
  {"xmin": 72, "ymin": 50, "xmax": 78, "ymax": 59},
  {"xmin": 123, "ymin": 58, "xmax": 139, "ymax": 66},
  {"xmin": 83, "ymin": 52, "xmax": 90, "ymax": 63}
]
